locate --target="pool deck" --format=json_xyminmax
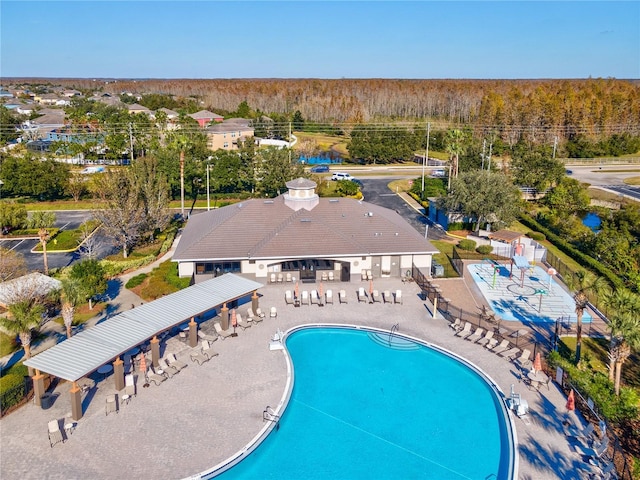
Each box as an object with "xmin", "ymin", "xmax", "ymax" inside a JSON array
[{"xmin": 0, "ymin": 275, "xmax": 603, "ymax": 480}]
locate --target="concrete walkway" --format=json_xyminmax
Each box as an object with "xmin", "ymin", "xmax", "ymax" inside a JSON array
[{"xmin": 0, "ymin": 273, "xmax": 599, "ymax": 479}]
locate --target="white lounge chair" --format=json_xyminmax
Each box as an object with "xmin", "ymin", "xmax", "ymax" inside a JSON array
[
  {"xmin": 270, "ymin": 306, "xmax": 277, "ymax": 318},
  {"xmin": 236, "ymin": 313, "xmax": 251, "ymax": 330},
  {"xmin": 361, "ymin": 271, "xmax": 368, "ymax": 281},
  {"xmin": 514, "ymin": 349, "xmax": 532, "ymax": 369},
  {"xmin": 311, "ymin": 290, "xmax": 320, "ymax": 305},
  {"xmin": 148, "ymin": 366, "xmax": 167, "ymax": 385},
  {"xmin": 202, "ymin": 340, "xmax": 219, "ymax": 359},
  {"xmin": 328, "ymin": 271, "xmax": 335, "ymax": 282},
  {"xmin": 455, "ymin": 322, "xmax": 472, "ymax": 338},
  {"xmin": 394, "ymin": 290, "xmax": 403, "ymax": 304},
  {"xmin": 367, "ymin": 270, "xmax": 373, "ymax": 280},
  {"xmin": 255, "ymin": 308, "xmax": 266, "ymax": 318},
  {"xmin": 499, "ymin": 347, "xmax": 521, "ymax": 360},
  {"xmin": 339, "ymin": 290, "xmax": 347, "ymax": 303},
  {"xmin": 475, "ymin": 329, "xmax": 493, "ymax": 346},
  {"xmin": 491, "ymin": 340, "xmax": 511, "ymax": 354},
  {"xmin": 197, "ymin": 329, "xmax": 218, "ymax": 343},
  {"xmin": 277, "ymin": 273, "xmax": 284, "ymax": 283},
  {"xmin": 269, "ymin": 273, "xmax": 276, "ymax": 284},
  {"xmin": 301, "ymin": 291, "xmax": 310, "ymax": 305},
  {"xmin": 465, "ymin": 327, "xmax": 484, "ymax": 343},
  {"xmin": 326, "ymin": 290, "xmax": 334, "ymax": 304},
  {"xmin": 214, "ymin": 322, "xmax": 234, "ymax": 339},
  {"xmin": 357, "ymin": 287, "xmax": 367, "ymax": 303},
  {"xmin": 285, "ymin": 290, "xmax": 294, "ymax": 305},
  {"xmin": 158, "ymin": 358, "xmax": 179, "ymax": 377},
  {"xmin": 484, "ymin": 336, "xmax": 499, "ymax": 349},
  {"xmin": 382, "ymin": 290, "xmax": 393, "ymax": 303},
  {"xmin": 448, "ymin": 318, "xmax": 462, "ymax": 331},
  {"xmin": 371, "ymin": 290, "xmax": 380, "ymax": 303},
  {"xmin": 124, "ymin": 373, "xmax": 136, "ymax": 397},
  {"xmin": 321, "ymin": 272, "xmax": 328, "ymax": 281},
  {"xmin": 286, "ymin": 272, "xmax": 292, "ymax": 283},
  {"xmin": 167, "ymin": 353, "xmax": 188, "ymax": 371},
  {"xmin": 48, "ymin": 420, "xmax": 64, "ymax": 447},
  {"xmin": 250, "ymin": 308, "xmax": 263, "ymax": 324},
  {"xmin": 574, "ymin": 437, "xmax": 609, "ymax": 461}
]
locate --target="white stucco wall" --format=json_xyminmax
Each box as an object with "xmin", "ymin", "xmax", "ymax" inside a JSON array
[{"xmin": 178, "ymin": 262, "xmax": 194, "ymax": 278}]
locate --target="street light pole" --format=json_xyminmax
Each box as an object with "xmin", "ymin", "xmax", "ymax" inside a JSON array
[
  {"xmin": 206, "ymin": 164, "xmax": 210, "ymax": 211},
  {"xmin": 421, "ymin": 122, "xmax": 430, "ymax": 194}
]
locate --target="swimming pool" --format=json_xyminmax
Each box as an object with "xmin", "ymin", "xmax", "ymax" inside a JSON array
[{"xmin": 208, "ymin": 326, "xmax": 516, "ymax": 479}]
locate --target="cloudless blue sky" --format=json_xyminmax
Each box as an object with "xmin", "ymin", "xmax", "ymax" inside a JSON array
[{"xmin": 1, "ymin": 1, "xmax": 638, "ymax": 79}]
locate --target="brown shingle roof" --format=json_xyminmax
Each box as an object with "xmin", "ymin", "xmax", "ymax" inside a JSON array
[{"xmin": 173, "ymin": 196, "xmax": 438, "ymax": 262}]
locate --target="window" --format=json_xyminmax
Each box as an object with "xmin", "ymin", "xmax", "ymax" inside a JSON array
[{"xmin": 223, "ymin": 142, "xmax": 229, "ymax": 148}]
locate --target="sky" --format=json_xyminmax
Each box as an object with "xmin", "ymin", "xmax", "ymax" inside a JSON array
[{"xmin": 1, "ymin": 1, "xmax": 638, "ymax": 79}]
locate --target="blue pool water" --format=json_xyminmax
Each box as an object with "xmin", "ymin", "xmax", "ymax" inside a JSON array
[
  {"xmin": 213, "ymin": 327, "xmax": 514, "ymax": 479},
  {"xmin": 582, "ymin": 212, "xmax": 602, "ymax": 232}
]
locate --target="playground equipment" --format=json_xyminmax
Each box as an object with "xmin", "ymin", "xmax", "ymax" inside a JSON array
[{"xmin": 481, "ymin": 258, "xmax": 502, "ymax": 288}]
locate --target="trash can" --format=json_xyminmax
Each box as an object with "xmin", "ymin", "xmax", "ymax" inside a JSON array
[{"xmin": 40, "ymin": 393, "xmax": 54, "ymax": 409}]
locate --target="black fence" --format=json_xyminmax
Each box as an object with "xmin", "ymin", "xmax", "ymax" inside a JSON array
[{"xmin": 0, "ymin": 376, "xmax": 34, "ymax": 417}]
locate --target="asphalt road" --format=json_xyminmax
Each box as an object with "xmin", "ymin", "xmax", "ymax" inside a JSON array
[
  {"xmin": 0, "ymin": 211, "xmax": 115, "ymax": 273},
  {"xmin": 597, "ymin": 184, "xmax": 640, "ymax": 202},
  {"xmin": 566, "ymin": 164, "xmax": 640, "ymax": 186}
]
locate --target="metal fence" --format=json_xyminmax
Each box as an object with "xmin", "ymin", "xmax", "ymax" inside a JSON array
[{"xmin": 0, "ymin": 376, "xmax": 34, "ymax": 417}]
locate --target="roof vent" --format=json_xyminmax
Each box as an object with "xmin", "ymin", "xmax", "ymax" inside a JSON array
[{"xmin": 368, "ymin": 212, "xmax": 373, "ymax": 217}]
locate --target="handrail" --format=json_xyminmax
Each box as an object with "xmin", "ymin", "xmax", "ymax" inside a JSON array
[
  {"xmin": 388, "ymin": 323, "xmax": 399, "ymax": 346},
  {"xmin": 263, "ymin": 406, "xmax": 280, "ymax": 423}
]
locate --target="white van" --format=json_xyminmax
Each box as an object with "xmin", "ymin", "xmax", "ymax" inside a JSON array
[{"xmin": 331, "ymin": 172, "xmax": 353, "ymax": 181}]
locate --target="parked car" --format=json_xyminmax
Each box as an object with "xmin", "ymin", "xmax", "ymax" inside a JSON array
[
  {"xmin": 351, "ymin": 178, "xmax": 363, "ymax": 187},
  {"xmin": 310, "ymin": 165, "xmax": 330, "ymax": 173},
  {"xmin": 331, "ymin": 172, "xmax": 353, "ymax": 181}
]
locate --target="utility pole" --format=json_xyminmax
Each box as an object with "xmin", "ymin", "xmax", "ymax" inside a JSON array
[
  {"xmin": 180, "ymin": 150, "xmax": 185, "ymax": 218},
  {"xmin": 481, "ymin": 139, "xmax": 486, "ymax": 170},
  {"xmin": 206, "ymin": 163, "xmax": 210, "ymax": 212},
  {"xmin": 552, "ymin": 136, "xmax": 558, "ymax": 159},
  {"xmin": 421, "ymin": 122, "xmax": 430, "ymax": 193},
  {"xmin": 487, "ymin": 142, "xmax": 493, "ymax": 172},
  {"xmin": 128, "ymin": 123, "xmax": 134, "ymax": 164}
]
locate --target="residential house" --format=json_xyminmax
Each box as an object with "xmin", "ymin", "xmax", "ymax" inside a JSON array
[
  {"xmin": 205, "ymin": 118, "xmax": 254, "ymax": 151},
  {"xmin": 128, "ymin": 103, "xmax": 152, "ymax": 116},
  {"xmin": 189, "ymin": 110, "xmax": 224, "ymax": 128}
]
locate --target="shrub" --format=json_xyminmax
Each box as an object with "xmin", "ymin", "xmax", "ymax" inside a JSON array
[
  {"xmin": 476, "ymin": 245, "xmax": 493, "ymax": 255},
  {"xmin": 447, "ymin": 222, "xmax": 474, "ymax": 232},
  {"xmin": 99, "ymin": 255, "xmax": 156, "ymax": 278},
  {"xmin": 527, "ymin": 231, "xmax": 546, "ymax": 241},
  {"xmin": 0, "ymin": 374, "xmax": 26, "ymax": 413},
  {"xmin": 458, "ymin": 239, "xmax": 476, "ymax": 251},
  {"xmin": 125, "ymin": 273, "xmax": 148, "ymax": 289}
]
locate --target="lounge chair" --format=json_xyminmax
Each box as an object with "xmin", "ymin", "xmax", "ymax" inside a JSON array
[
  {"xmin": 367, "ymin": 270, "xmax": 373, "ymax": 280},
  {"xmin": 214, "ymin": 322, "xmax": 234, "ymax": 339},
  {"xmin": 499, "ymin": 347, "xmax": 521, "ymax": 360},
  {"xmin": 574, "ymin": 437, "xmax": 609, "ymax": 461},
  {"xmin": 277, "ymin": 273, "xmax": 284, "ymax": 283},
  {"xmin": 48, "ymin": 420, "xmax": 64, "ymax": 447},
  {"xmin": 491, "ymin": 339, "xmax": 511, "ymax": 354},
  {"xmin": 202, "ymin": 340, "xmax": 219, "ymax": 359},
  {"xmin": 269, "ymin": 273, "xmax": 276, "ymax": 284},
  {"xmin": 148, "ymin": 366, "xmax": 167, "ymax": 385},
  {"xmin": 105, "ymin": 394, "xmax": 119, "ymax": 415},
  {"xmin": 476, "ymin": 330, "xmax": 494, "ymax": 346},
  {"xmin": 285, "ymin": 272, "xmax": 292, "ymax": 282},
  {"xmin": 465, "ymin": 327, "xmax": 484, "ymax": 343},
  {"xmin": 167, "ymin": 353, "xmax": 188, "ymax": 371},
  {"xmin": 326, "ymin": 290, "xmax": 334, "ymax": 304},
  {"xmin": 514, "ymin": 348, "xmax": 532, "ymax": 369},
  {"xmin": 394, "ymin": 290, "xmax": 403, "ymax": 304},
  {"xmin": 236, "ymin": 313, "xmax": 251, "ymax": 330},
  {"xmin": 383, "ymin": 290, "xmax": 393, "ymax": 303},
  {"xmin": 339, "ymin": 290, "xmax": 347, "ymax": 303},
  {"xmin": 190, "ymin": 342, "xmax": 212, "ymax": 365},
  {"xmin": 124, "ymin": 374, "xmax": 136, "ymax": 397},
  {"xmin": 357, "ymin": 287, "xmax": 367, "ymax": 303},
  {"xmin": 158, "ymin": 358, "xmax": 179, "ymax": 377},
  {"xmin": 250, "ymin": 308, "xmax": 264, "ymax": 324},
  {"xmin": 197, "ymin": 329, "xmax": 218, "ymax": 343},
  {"xmin": 270, "ymin": 306, "xmax": 277, "ymax": 318},
  {"xmin": 372, "ymin": 290, "xmax": 381, "ymax": 303},
  {"xmin": 484, "ymin": 336, "xmax": 499, "ymax": 349},
  {"xmin": 321, "ymin": 272, "xmax": 328, "ymax": 281},
  {"xmin": 448, "ymin": 318, "xmax": 462, "ymax": 331},
  {"xmin": 328, "ymin": 271, "xmax": 335, "ymax": 282},
  {"xmin": 455, "ymin": 322, "xmax": 472, "ymax": 338},
  {"xmin": 77, "ymin": 376, "xmax": 95, "ymax": 393},
  {"xmin": 255, "ymin": 308, "xmax": 266, "ymax": 318},
  {"xmin": 566, "ymin": 422, "xmax": 596, "ymax": 441},
  {"xmin": 311, "ymin": 290, "xmax": 320, "ymax": 305},
  {"xmin": 361, "ymin": 271, "xmax": 368, "ymax": 281},
  {"xmin": 285, "ymin": 290, "xmax": 294, "ymax": 305},
  {"xmin": 301, "ymin": 291, "xmax": 310, "ymax": 305}
]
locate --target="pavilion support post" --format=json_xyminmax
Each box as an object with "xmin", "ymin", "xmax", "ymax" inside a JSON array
[
  {"xmin": 70, "ymin": 382, "xmax": 83, "ymax": 421},
  {"xmin": 432, "ymin": 296, "xmax": 438, "ymax": 319},
  {"xmin": 188, "ymin": 317, "xmax": 198, "ymax": 348},
  {"xmin": 113, "ymin": 357, "xmax": 125, "ymax": 391},
  {"xmin": 221, "ymin": 303, "xmax": 229, "ymax": 330},
  {"xmin": 251, "ymin": 290, "xmax": 259, "ymax": 313},
  {"xmin": 150, "ymin": 336, "xmax": 160, "ymax": 368},
  {"xmin": 33, "ymin": 370, "xmax": 45, "ymax": 407}
]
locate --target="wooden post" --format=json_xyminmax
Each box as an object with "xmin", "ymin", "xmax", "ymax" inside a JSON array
[
  {"xmin": 70, "ymin": 382, "xmax": 83, "ymax": 421},
  {"xmin": 251, "ymin": 290, "xmax": 259, "ymax": 313},
  {"xmin": 188, "ymin": 317, "xmax": 197, "ymax": 348},
  {"xmin": 33, "ymin": 370, "xmax": 45, "ymax": 407},
  {"xmin": 221, "ymin": 303, "xmax": 229, "ymax": 330},
  {"xmin": 113, "ymin": 357, "xmax": 125, "ymax": 391},
  {"xmin": 432, "ymin": 296, "xmax": 438, "ymax": 319},
  {"xmin": 150, "ymin": 336, "xmax": 160, "ymax": 368}
]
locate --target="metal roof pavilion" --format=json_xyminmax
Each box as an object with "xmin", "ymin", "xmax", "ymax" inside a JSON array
[{"xmin": 24, "ymin": 274, "xmax": 263, "ymax": 382}]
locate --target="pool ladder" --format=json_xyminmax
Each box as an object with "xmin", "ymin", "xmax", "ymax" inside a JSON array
[
  {"xmin": 388, "ymin": 323, "xmax": 399, "ymax": 346},
  {"xmin": 263, "ymin": 406, "xmax": 280, "ymax": 423}
]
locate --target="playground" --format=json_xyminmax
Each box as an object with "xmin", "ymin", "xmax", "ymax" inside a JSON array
[{"xmin": 467, "ymin": 260, "xmax": 591, "ymax": 325}]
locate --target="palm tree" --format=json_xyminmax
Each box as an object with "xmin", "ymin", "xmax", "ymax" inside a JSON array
[
  {"xmin": 565, "ymin": 270, "xmax": 610, "ymax": 364},
  {"xmin": 30, "ymin": 211, "xmax": 56, "ymax": 275},
  {"xmin": 60, "ymin": 278, "xmax": 83, "ymax": 338},
  {"xmin": 0, "ymin": 299, "xmax": 44, "ymax": 363}
]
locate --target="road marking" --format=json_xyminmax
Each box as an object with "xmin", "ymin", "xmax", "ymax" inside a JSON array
[{"xmin": 9, "ymin": 239, "xmax": 25, "ymax": 251}]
